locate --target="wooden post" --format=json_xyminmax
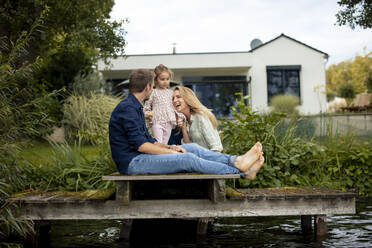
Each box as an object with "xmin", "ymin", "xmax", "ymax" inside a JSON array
[
  {"xmin": 197, "ymin": 217, "xmax": 214, "ymax": 238},
  {"xmin": 24, "ymin": 220, "xmax": 51, "ymax": 248},
  {"xmin": 314, "ymin": 215, "xmax": 327, "ymax": 240},
  {"xmin": 119, "ymin": 219, "xmax": 133, "ymax": 241},
  {"xmin": 208, "ymin": 179, "xmax": 226, "ymax": 203},
  {"xmin": 116, "ymin": 181, "xmax": 131, "ymax": 205},
  {"xmin": 300, "ymin": 215, "xmax": 312, "ymax": 234}
]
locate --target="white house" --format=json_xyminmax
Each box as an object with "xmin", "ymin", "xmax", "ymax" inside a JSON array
[{"xmin": 98, "ymin": 34, "xmax": 328, "ymax": 116}]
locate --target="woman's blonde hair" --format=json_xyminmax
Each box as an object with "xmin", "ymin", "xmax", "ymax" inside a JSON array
[{"xmin": 174, "ymin": 86, "xmax": 218, "ymax": 129}]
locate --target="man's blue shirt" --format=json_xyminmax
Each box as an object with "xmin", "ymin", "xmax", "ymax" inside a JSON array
[{"xmin": 109, "ymin": 93, "xmax": 156, "ymax": 174}]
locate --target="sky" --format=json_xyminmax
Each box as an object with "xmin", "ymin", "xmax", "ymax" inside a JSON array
[{"xmin": 110, "ymin": 0, "xmax": 372, "ymax": 66}]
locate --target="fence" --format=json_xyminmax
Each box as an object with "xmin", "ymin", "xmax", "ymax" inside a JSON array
[{"xmin": 296, "ymin": 113, "xmax": 372, "ymax": 138}]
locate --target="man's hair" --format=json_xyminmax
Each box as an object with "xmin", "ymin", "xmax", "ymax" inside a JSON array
[{"xmin": 129, "ymin": 69, "xmax": 154, "ymax": 93}]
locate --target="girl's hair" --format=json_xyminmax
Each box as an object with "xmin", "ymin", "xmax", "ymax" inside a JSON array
[
  {"xmin": 154, "ymin": 64, "xmax": 173, "ymax": 83},
  {"xmin": 174, "ymin": 86, "xmax": 218, "ymax": 129}
]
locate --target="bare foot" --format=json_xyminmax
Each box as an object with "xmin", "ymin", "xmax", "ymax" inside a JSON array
[
  {"xmin": 244, "ymin": 155, "xmax": 265, "ymax": 180},
  {"xmin": 234, "ymin": 143, "xmax": 262, "ymax": 171}
]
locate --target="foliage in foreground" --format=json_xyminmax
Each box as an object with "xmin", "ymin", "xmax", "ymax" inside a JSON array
[
  {"xmin": 0, "ymin": 8, "xmax": 56, "ymax": 243},
  {"xmin": 23, "ymin": 141, "xmax": 116, "ymax": 192},
  {"xmin": 221, "ymin": 94, "xmax": 372, "ymax": 195}
]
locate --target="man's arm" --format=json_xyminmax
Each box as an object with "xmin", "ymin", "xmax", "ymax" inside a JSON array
[{"xmin": 138, "ymin": 142, "xmax": 186, "ymax": 154}]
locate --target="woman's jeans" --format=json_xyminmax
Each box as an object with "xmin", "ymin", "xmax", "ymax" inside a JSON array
[{"xmin": 128, "ymin": 143, "xmax": 242, "ymax": 176}]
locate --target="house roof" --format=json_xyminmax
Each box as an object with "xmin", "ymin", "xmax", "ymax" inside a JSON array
[
  {"xmin": 118, "ymin": 33, "xmax": 328, "ymax": 59},
  {"xmin": 249, "ymin": 33, "xmax": 329, "ymax": 58}
]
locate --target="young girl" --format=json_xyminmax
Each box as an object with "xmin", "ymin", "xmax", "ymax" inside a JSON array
[{"xmin": 144, "ymin": 64, "xmax": 184, "ymax": 144}]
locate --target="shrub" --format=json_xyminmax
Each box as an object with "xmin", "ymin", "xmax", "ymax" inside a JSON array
[
  {"xmin": 339, "ymin": 84, "xmax": 355, "ymax": 104},
  {"xmin": 270, "ymin": 94, "xmax": 300, "ymax": 115},
  {"xmin": 220, "ymin": 94, "xmax": 321, "ymax": 188},
  {"xmin": 69, "ymin": 71, "xmax": 106, "ymax": 96},
  {"xmin": 62, "ymin": 93, "xmax": 121, "ymax": 144}
]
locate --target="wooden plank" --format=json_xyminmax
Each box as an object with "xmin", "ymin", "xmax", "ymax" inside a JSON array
[
  {"xmin": 102, "ymin": 173, "xmax": 240, "ymax": 181},
  {"xmin": 18, "ymin": 197, "xmax": 356, "ymax": 220}
]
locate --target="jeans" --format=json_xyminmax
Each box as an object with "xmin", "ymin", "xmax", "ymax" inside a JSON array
[{"xmin": 128, "ymin": 143, "xmax": 243, "ymax": 176}]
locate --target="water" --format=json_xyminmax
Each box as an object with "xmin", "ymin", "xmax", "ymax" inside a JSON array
[{"xmin": 43, "ymin": 198, "xmax": 371, "ymax": 248}]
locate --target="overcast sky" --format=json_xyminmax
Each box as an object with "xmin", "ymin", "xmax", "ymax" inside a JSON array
[{"xmin": 111, "ymin": 0, "xmax": 372, "ymax": 66}]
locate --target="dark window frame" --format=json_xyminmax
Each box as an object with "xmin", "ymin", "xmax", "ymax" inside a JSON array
[
  {"xmin": 182, "ymin": 76, "xmax": 248, "ymax": 117},
  {"xmin": 266, "ymin": 65, "xmax": 301, "ymax": 104}
]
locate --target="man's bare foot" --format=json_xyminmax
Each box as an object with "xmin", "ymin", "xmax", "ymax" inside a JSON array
[
  {"xmin": 244, "ymin": 155, "xmax": 265, "ymax": 180},
  {"xmin": 234, "ymin": 142, "xmax": 262, "ymax": 172}
]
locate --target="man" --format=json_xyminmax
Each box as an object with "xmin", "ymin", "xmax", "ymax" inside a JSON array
[{"xmin": 109, "ymin": 69, "xmax": 264, "ymax": 178}]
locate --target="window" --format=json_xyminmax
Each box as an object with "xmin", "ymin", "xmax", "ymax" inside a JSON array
[
  {"xmin": 266, "ymin": 65, "xmax": 301, "ymax": 103},
  {"xmin": 182, "ymin": 76, "xmax": 247, "ymax": 117},
  {"xmin": 106, "ymin": 78, "xmax": 128, "ymax": 96}
]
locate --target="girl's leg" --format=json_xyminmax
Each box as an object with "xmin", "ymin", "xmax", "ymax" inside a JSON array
[
  {"xmin": 152, "ymin": 123, "xmax": 164, "ymax": 143},
  {"xmin": 128, "ymin": 152, "xmax": 242, "ymax": 175},
  {"xmin": 162, "ymin": 122, "xmax": 173, "ymax": 144}
]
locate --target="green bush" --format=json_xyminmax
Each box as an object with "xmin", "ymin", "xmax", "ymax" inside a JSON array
[
  {"xmin": 339, "ymin": 84, "xmax": 355, "ymax": 104},
  {"xmin": 69, "ymin": 71, "xmax": 106, "ymax": 96},
  {"xmin": 270, "ymin": 94, "xmax": 300, "ymax": 115},
  {"xmin": 221, "ymin": 94, "xmax": 372, "ymax": 195},
  {"xmin": 318, "ymin": 124, "xmax": 372, "ymax": 195},
  {"xmin": 221, "ymin": 94, "xmax": 319, "ymax": 188},
  {"xmin": 62, "ymin": 93, "xmax": 121, "ymax": 144}
]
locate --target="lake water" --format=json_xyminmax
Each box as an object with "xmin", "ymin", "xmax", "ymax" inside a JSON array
[{"xmin": 43, "ymin": 198, "xmax": 371, "ymax": 248}]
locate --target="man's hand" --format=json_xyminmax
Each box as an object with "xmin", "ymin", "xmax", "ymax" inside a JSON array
[{"xmin": 169, "ymin": 145, "xmax": 186, "ymax": 153}]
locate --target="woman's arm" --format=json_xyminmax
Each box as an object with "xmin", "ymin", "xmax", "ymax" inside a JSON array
[
  {"xmin": 177, "ymin": 116, "xmax": 192, "ymax": 143},
  {"xmin": 199, "ymin": 115, "xmax": 223, "ymax": 152}
]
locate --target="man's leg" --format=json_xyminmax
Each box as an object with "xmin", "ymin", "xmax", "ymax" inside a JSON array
[{"xmin": 127, "ymin": 152, "xmax": 241, "ymax": 175}]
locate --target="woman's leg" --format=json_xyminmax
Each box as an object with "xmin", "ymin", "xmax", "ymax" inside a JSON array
[
  {"xmin": 127, "ymin": 152, "xmax": 242, "ymax": 175},
  {"xmin": 181, "ymin": 143, "xmax": 236, "ymax": 167},
  {"xmin": 182, "ymin": 142, "xmax": 262, "ymax": 172}
]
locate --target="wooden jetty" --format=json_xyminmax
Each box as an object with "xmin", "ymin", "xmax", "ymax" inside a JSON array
[{"xmin": 9, "ymin": 173, "xmax": 357, "ymax": 243}]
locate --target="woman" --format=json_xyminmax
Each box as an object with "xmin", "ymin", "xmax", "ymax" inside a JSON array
[{"xmin": 172, "ymin": 86, "xmax": 223, "ymax": 152}]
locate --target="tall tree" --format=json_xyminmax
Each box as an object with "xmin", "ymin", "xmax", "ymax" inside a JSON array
[
  {"xmin": 326, "ymin": 48, "xmax": 372, "ymax": 95},
  {"xmin": 0, "ymin": 0, "xmax": 127, "ymax": 91},
  {"xmin": 336, "ymin": 0, "xmax": 372, "ymax": 29}
]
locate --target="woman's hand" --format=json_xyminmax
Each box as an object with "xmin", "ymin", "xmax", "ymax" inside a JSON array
[{"xmin": 177, "ymin": 117, "xmax": 186, "ymax": 129}]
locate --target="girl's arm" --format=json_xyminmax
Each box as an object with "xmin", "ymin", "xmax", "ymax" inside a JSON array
[{"xmin": 143, "ymin": 91, "xmax": 154, "ymax": 118}]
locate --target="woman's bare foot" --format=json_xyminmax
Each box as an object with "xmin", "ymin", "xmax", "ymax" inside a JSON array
[
  {"xmin": 234, "ymin": 142, "xmax": 262, "ymax": 172},
  {"xmin": 244, "ymin": 155, "xmax": 265, "ymax": 180}
]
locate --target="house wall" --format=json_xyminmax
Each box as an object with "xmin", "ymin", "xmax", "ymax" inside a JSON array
[
  {"xmin": 248, "ymin": 37, "xmax": 327, "ymax": 114},
  {"xmin": 98, "ymin": 36, "xmax": 327, "ymax": 115}
]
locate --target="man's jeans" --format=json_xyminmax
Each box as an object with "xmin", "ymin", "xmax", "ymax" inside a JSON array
[{"xmin": 128, "ymin": 143, "xmax": 242, "ymax": 176}]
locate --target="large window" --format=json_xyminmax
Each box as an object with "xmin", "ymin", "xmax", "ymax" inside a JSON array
[
  {"xmin": 182, "ymin": 76, "xmax": 247, "ymax": 117},
  {"xmin": 266, "ymin": 65, "xmax": 301, "ymax": 103}
]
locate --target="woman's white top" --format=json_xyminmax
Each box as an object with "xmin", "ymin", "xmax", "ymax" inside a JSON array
[{"xmin": 187, "ymin": 113, "xmax": 223, "ymax": 152}]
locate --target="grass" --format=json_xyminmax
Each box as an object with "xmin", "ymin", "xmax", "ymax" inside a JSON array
[{"xmin": 19, "ymin": 140, "xmax": 101, "ymax": 167}]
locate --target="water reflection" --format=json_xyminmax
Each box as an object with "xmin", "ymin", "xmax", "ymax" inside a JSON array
[{"xmin": 47, "ymin": 198, "xmax": 372, "ymax": 248}]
